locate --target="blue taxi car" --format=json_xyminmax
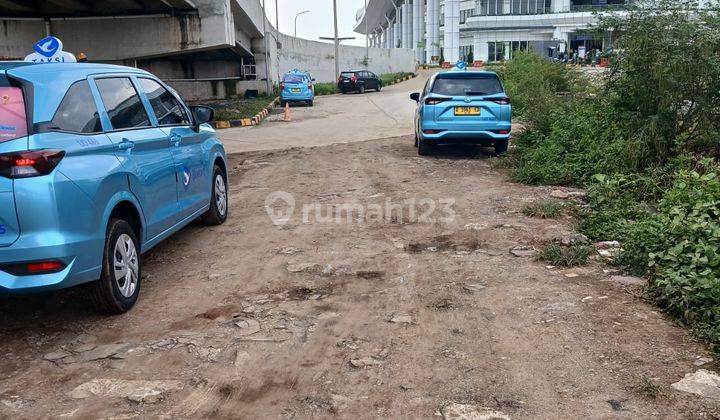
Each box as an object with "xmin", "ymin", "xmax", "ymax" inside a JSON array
[
  {"xmin": 279, "ymin": 69, "xmax": 315, "ymax": 107},
  {"xmin": 410, "ymin": 69, "xmax": 511, "ymax": 156},
  {"xmin": 0, "ymin": 62, "xmax": 228, "ymax": 313}
]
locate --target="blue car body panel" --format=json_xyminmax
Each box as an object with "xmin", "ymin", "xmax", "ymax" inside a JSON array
[
  {"xmin": 414, "ymin": 69, "xmax": 512, "ymax": 144},
  {"xmin": 280, "ymin": 70, "xmax": 314, "ymax": 103},
  {"xmin": 0, "ymin": 62, "xmax": 227, "ymax": 293}
]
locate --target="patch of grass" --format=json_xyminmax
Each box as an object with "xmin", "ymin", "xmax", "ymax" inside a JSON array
[
  {"xmin": 313, "ymin": 83, "xmax": 338, "ymax": 96},
  {"xmin": 637, "ymin": 376, "xmax": 662, "ymax": 399},
  {"xmin": 379, "ymin": 72, "xmax": 415, "ymax": 86},
  {"xmin": 522, "ymin": 200, "xmax": 563, "ymax": 219},
  {"xmin": 210, "ymin": 96, "xmax": 275, "ymax": 121},
  {"xmin": 537, "ymin": 244, "xmax": 592, "ymax": 267}
]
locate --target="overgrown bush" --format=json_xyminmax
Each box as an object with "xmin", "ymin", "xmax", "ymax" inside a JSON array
[
  {"xmin": 497, "ymin": 1, "xmax": 720, "ymax": 351},
  {"xmin": 512, "ymin": 99, "xmax": 629, "ymax": 186},
  {"xmin": 497, "ymin": 51, "xmax": 585, "ymax": 131},
  {"xmin": 600, "ymin": 0, "xmax": 720, "ymax": 169}
]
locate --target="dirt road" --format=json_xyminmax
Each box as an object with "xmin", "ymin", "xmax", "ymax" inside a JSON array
[{"xmin": 0, "ymin": 80, "xmax": 718, "ymax": 419}]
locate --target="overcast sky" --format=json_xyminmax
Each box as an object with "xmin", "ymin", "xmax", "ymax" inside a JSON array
[{"xmin": 262, "ymin": 0, "xmax": 368, "ymax": 47}]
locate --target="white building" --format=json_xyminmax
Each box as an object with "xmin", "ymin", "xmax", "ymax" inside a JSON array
[{"xmin": 355, "ymin": 0, "xmax": 634, "ymax": 65}]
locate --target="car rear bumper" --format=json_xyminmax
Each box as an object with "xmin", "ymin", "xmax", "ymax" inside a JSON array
[
  {"xmin": 280, "ymin": 92, "xmax": 314, "ymax": 101},
  {"xmin": 0, "ymin": 234, "xmax": 103, "ymax": 293},
  {"xmin": 420, "ymin": 124, "xmax": 511, "ymax": 143}
]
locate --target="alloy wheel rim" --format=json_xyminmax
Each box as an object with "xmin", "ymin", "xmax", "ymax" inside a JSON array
[
  {"xmin": 215, "ymin": 174, "xmax": 227, "ymax": 216},
  {"xmin": 113, "ymin": 233, "xmax": 138, "ymax": 298}
]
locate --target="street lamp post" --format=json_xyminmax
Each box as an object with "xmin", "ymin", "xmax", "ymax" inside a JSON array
[
  {"xmin": 333, "ymin": 0, "xmax": 339, "ymax": 80},
  {"xmin": 294, "ymin": 10, "xmax": 310, "ymax": 38}
]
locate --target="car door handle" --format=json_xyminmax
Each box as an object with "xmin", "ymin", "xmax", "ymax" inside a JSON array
[
  {"xmin": 117, "ymin": 139, "xmax": 134, "ymax": 151},
  {"xmin": 170, "ymin": 134, "xmax": 181, "ymax": 146}
]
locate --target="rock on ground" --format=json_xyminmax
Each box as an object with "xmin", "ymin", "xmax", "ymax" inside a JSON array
[
  {"xmin": 68, "ymin": 379, "xmax": 183, "ymax": 403},
  {"xmin": 441, "ymin": 403, "xmax": 511, "ymax": 420},
  {"xmin": 671, "ymin": 369, "xmax": 720, "ymax": 401}
]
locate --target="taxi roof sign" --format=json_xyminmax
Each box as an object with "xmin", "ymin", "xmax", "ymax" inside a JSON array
[{"xmin": 24, "ymin": 36, "xmax": 76, "ymax": 64}]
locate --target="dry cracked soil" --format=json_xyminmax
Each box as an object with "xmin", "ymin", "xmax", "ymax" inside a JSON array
[{"xmin": 0, "ymin": 137, "xmax": 718, "ymax": 419}]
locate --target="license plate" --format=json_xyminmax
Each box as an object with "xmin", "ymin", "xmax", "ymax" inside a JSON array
[
  {"xmin": 342, "ymin": 80, "xmax": 350, "ymax": 83},
  {"xmin": 291, "ymin": 88, "xmax": 301, "ymax": 93},
  {"xmin": 455, "ymin": 107, "xmax": 481, "ymax": 116}
]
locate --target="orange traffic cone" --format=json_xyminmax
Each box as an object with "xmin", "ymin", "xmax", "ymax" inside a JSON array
[{"xmin": 282, "ymin": 102, "xmax": 291, "ymax": 122}]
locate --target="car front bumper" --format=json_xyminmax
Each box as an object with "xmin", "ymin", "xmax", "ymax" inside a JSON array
[{"xmin": 281, "ymin": 92, "xmax": 314, "ymax": 101}]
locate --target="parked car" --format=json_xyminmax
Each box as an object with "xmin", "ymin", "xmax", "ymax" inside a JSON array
[
  {"xmin": 0, "ymin": 62, "xmax": 228, "ymax": 313},
  {"xmin": 280, "ymin": 69, "xmax": 315, "ymax": 107},
  {"xmin": 337, "ymin": 70, "xmax": 382, "ymax": 94},
  {"xmin": 410, "ymin": 69, "xmax": 511, "ymax": 156}
]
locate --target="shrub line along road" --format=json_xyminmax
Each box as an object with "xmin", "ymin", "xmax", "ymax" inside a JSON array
[{"xmin": 0, "ymin": 72, "xmax": 717, "ymax": 418}]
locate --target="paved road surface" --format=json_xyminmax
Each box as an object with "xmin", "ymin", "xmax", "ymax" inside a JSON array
[{"xmin": 220, "ymin": 74, "xmax": 428, "ymax": 153}]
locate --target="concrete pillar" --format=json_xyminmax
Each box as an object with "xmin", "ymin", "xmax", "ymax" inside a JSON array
[
  {"xmin": 412, "ymin": 0, "xmax": 425, "ymax": 63},
  {"xmin": 393, "ymin": 18, "xmax": 401, "ymax": 48},
  {"xmin": 473, "ymin": 33, "xmax": 488, "ymax": 62},
  {"xmin": 401, "ymin": 1, "xmax": 412, "ymax": 49},
  {"xmin": 426, "ymin": 0, "xmax": 440, "ymax": 64},
  {"xmin": 504, "ymin": 42, "xmax": 511, "ymax": 61},
  {"xmin": 443, "ymin": 0, "xmax": 460, "ymax": 64},
  {"xmin": 552, "ymin": 0, "xmax": 571, "ymax": 13}
]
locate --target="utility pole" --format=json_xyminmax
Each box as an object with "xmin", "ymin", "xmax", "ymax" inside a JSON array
[
  {"xmin": 262, "ymin": 0, "xmax": 270, "ymax": 95},
  {"xmin": 274, "ymin": 0, "xmax": 280, "ymax": 87},
  {"xmin": 333, "ymin": 0, "xmax": 340, "ymax": 80}
]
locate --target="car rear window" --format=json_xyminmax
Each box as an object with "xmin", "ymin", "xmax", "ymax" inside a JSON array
[
  {"xmin": 283, "ymin": 75, "xmax": 306, "ymax": 83},
  {"xmin": 0, "ymin": 86, "xmax": 28, "ymax": 142},
  {"xmin": 340, "ymin": 72, "xmax": 356, "ymax": 78},
  {"xmin": 431, "ymin": 76, "xmax": 503, "ymax": 96}
]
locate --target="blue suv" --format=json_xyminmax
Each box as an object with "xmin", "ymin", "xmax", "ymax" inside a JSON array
[
  {"xmin": 279, "ymin": 69, "xmax": 315, "ymax": 107},
  {"xmin": 0, "ymin": 62, "xmax": 228, "ymax": 313},
  {"xmin": 410, "ymin": 69, "xmax": 511, "ymax": 156}
]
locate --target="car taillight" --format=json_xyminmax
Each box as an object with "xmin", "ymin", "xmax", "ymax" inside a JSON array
[
  {"xmin": 280, "ymin": 82, "xmax": 285, "ymax": 90},
  {"xmin": 307, "ymin": 83, "xmax": 312, "ymax": 88},
  {"xmin": 488, "ymin": 97, "xmax": 510, "ymax": 105},
  {"xmin": 338, "ymin": 76, "xmax": 343, "ymax": 82},
  {"xmin": 425, "ymin": 98, "xmax": 449, "ymax": 105},
  {"xmin": 351, "ymin": 76, "xmax": 358, "ymax": 82},
  {"xmin": 1, "ymin": 260, "xmax": 66, "ymax": 275},
  {"xmin": 27, "ymin": 261, "xmax": 65, "ymax": 273},
  {"xmin": 0, "ymin": 149, "xmax": 65, "ymax": 179}
]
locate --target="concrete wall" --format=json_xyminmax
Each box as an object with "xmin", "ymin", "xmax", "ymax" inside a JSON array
[
  {"xmin": 166, "ymin": 79, "xmax": 264, "ymax": 102},
  {"xmin": 257, "ymin": 31, "xmax": 416, "ymax": 85}
]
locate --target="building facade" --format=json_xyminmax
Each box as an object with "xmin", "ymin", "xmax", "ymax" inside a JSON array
[{"xmin": 355, "ymin": 0, "xmax": 637, "ymax": 65}]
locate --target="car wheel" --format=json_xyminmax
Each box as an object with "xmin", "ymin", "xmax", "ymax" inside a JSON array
[
  {"xmin": 377, "ymin": 83, "xmax": 382, "ymax": 92},
  {"xmin": 414, "ymin": 135, "xmax": 419, "ymax": 148},
  {"xmin": 88, "ymin": 219, "xmax": 141, "ymax": 314},
  {"xmin": 200, "ymin": 165, "xmax": 229, "ymax": 225},
  {"xmin": 308, "ymin": 100, "xmax": 314, "ymax": 107},
  {"xmin": 358, "ymin": 85, "xmax": 365, "ymax": 94},
  {"xmin": 280, "ymin": 100, "xmax": 286, "ymax": 107},
  {"xmin": 494, "ymin": 140, "xmax": 509, "ymax": 155},
  {"xmin": 418, "ymin": 138, "xmax": 433, "ymax": 156}
]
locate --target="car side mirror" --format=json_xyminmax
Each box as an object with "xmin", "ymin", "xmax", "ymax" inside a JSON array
[
  {"xmin": 410, "ymin": 92, "xmax": 420, "ymax": 102},
  {"xmin": 311, "ymin": 78, "xmax": 316, "ymax": 82},
  {"xmin": 190, "ymin": 105, "xmax": 214, "ymax": 129}
]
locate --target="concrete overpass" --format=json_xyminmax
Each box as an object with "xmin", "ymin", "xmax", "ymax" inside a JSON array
[
  {"xmin": 0, "ymin": 0, "xmax": 268, "ymax": 99},
  {"xmin": 0, "ymin": 0, "xmax": 416, "ymax": 100}
]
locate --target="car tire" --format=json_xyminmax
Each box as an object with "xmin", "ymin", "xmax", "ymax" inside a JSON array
[
  {"xmin": 494, "ymin": 140, "xmax": 509, "ymax": 155},
  {"xmin": 358, "ymin": 85, "xmax": 365, "ymax": 94},
  {"xmin": 200, "ymin": 165, "xmax": 229, "ymax": 226},
  {"xmin": 414, "ymin": 135, "xmax": 419, "ymax": 148},
  {"xmin": 377, "ymin": 83, "xmax": 382, "ymax": 92},
  {"xmin": 308, "ymin": 100, "xmax": 314, "ymax": 107},
  {"xmin": 280, "ymin": 100, "xmax": 286, "ymax": 107},
  {"xmin": 88, "ymin": 219, "xmax": 141, "ymax": 314},
  {"xmin": 418, "ymin": 138, "xmax": 433, "ymax": 156}
]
